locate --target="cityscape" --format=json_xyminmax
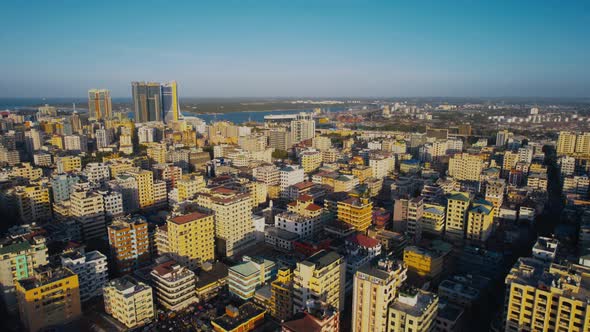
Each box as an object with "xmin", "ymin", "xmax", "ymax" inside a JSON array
[{"xmin": 1, "ymin": 2, "xmax": 589, "ymax": 332}]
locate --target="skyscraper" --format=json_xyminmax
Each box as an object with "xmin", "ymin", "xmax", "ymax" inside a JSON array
[
  {"xmin": 87, "ymin": 89, "xmax": 112, "ymax": 120},
  {"xmin": 162, "ymin": 81, "xmax": 181, "ymax": 123},
  {"xmin": 132, "ymin": 82, "xmax": 162, "ymax": 123}
]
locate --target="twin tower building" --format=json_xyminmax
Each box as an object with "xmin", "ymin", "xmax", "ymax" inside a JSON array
[{"xmin": 87, "ymin": 81, "xmax": 182, "ymax": 123}]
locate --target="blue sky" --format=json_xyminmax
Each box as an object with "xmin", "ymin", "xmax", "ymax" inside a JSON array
[{"xmin": 0, "ymin": 0, "xmax": 588, "ymax": 98}]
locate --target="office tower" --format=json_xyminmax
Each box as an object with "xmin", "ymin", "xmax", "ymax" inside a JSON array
[
  {"xmin": 60, "ymin": 249, "xmax": 108, "ymax": 302},
  {"xmin": 448, "ymin": 153, "xmax": 485, "ymax": 181},
  {"xmin": 70, "ymin": 111, "xmax": 82, "ymax": 133},
  {"xmin": 313, "ymin": 135, "xmax": 332, "ymax": 151},
  {"xmin": 95, "ymin": 128, "xmax": 113, "ymax": 149},
  {"xmin": 103, "ymin": 276, "xmax": 154, "ymax": 329},
  {"xmin": 352, "ymin": 259, "xmax": 407, "ymax": 332},
  {"xmin": 558, "ymin": 155, "xmax": 576, "ymax": 177},
  {"xmin": 107, "ymin": 216, "xmax": 150, "ymax": 274},
  {"xmin": 15, "ymin": 183, "xmax": 52, "ymax": 223},
  {"xmin": 15, "ymin": 266, "xmax": 82, "ymax": 332},
  {"xmin": 64, "ymin": 134, "xmax": 87, "ymax": 152},
  {"xmin": 269, "ymin": 127, "xmax": 292, "ymax": 151},
  {"xmin": 403, "ymin": 241, "xmax": 452, "ymax": 283},
  {"xmin": 70, "ymin": 189, "xmax": 106, "ymax": 240},
  {"xmin": 0, "ymin": 236, "xmax": 48, "ymax": 312},
  {"xmin": 56, "ymin": 155, "xmax": 82, "ymax": 174},
  {"xmin": 293, "ymin": 250, "xmax": 346, "ymax": 312},
  {"xmin": 337, "ymin": 196, "xmax": 373, "ymax": 232},
  {"xmin": 466, "ymin": 199, "xmax": 494, "ymax": 243},
  {"xmin": 253, "ymin": 165, "xmax": 280, "ymax": 186},
  {"xmin": 161, "ymin": 81, "xmax": 181, "ymax": 122},
  {"xmin": 165, "ymin": 212, "xmax": 215, "ymax": 269},
  {"xmin": 496, "ymin": 130, "xmax": 512, "ymax": 147},
  {"xmin": 238, "ymin": 135, "xmax": 267, "ymax": 152},
  {"xmin": 87, "ymin": 89, "xmax": 112, "ymax": 120},
  {"xmin": 270, "ymin": 267, "xmax": 293, "ymax": 321},
  {"xmin": 100, "ymin": 189, "xmax": 124, "ymax": 217},
  {"xmin": 406, "ymin": 197, "xmax": 424, "ymax": 242},
  {"xmin": 138, "ymin": 126, "xmax": 156, "ymax": 143},
  {"xmin": 290, "ymin": 112, "xmax": 315, "ymax": 143},
  {"xmin": 210, "ymin": 191, "xmax": 255, "ymax": 257},
  {"xmin": 556, "ymin": 131, "xmax": 577, "ymax": 155},
  {"xmin": 504, "ymin": 257, "xmax": 590, "ymax": 331},
  {"xmin": 24, "ymin": 129, "xmax": 42, "ymax": 157},
  {"xmin": 132, "ymin": 81, "xmax": 162, "ymax": 123},
  {"xmin": 151, "ymin": 259, "xmax": 197, "ymax": 311},
  {"xmin": 445, "ymin": 192, "xmax": 471, "ymax": 243},
  {"xmin": 300, "ymin": 150, "xmax": 322, "ymax": 173},
  {"xmin": 387, "ymin": 288, "xmax": 438, "ymax": 332}
]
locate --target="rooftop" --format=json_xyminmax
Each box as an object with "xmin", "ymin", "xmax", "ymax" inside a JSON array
[
  {"xmin": 302, "ymin": 250, "xmax": 341, "ymax": 270},
  {"xmin": 212, "ymin": 302, "xmax": 265, "ymax": 331},
  {"xmin": 18, "ymin": 265, "xmax": 76, "ymax": 291},
  {"xmin": 170, "ymin": 211, "xmax": 211, "ymax": 225}
]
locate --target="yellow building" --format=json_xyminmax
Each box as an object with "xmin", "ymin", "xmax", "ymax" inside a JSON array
[
  {"xmin": 9, "ymin": 163, "xmax": 42, "ymax": 181},
  {"xmin": 103, "ymin": 276, "xmax": 154, "ymax": 329},
  {"xmin": 49, "ymin": 135, "xmax": 64, "ymax": 149},
  {"xmin": 15, "ymin": 182, "xmax": 52, "ymax": 223},
  {"xmin": 146, "ymin": 143, "xmax": 167, "ymax": 164},
  {"xmin": 16, "ymin": 266, "xmax": 81, "ymax": 332},
  {"xmin": 575, "ymin": 132, "xmax": 590, "ymax": 155},
  {"xmin": 300, "ymin": 150, "xmax": 322, "ymax": 173},
  {"xmin": 246, "ymin": 180, "xmax": 268, "ymax": 208},
  {"xmin": 445, "ymin": 192, "xmax": 471, "ymax": 243},
  {"xmin": 107, "ymin": 159, "xmax": 135, "ymax": 177},
  {"xmin": 387, "ymin": 288, "xmax": 438, "ymax": 332},
  {"xmin": 56, "ymin": 156, "xmax": 82, "ymax": 173},
  {"xmin": 0, "ymin": 236, "xmax": 48, "ymax": 312},
  {"xmin": 403, "ymin": 245, "xmax": 445, "ymax": 280},
  {"xmin": 352, "ymin": 259, "xmax": 407, "ymax": 332},
  {"xmin": 485, "ymin": 179, "xmax": 505, "ymax": 217},
  {"xmin": 448, "ymin": 153, "xmax": 484, "ymax": 181},
  {"xmin": 209, "ymin": 190, "xmax": 255, "ymax": 257},
  {"xmin": 127, "ymin": 169, "xmax": 154, "ymax": 208},
  {"xmin": 420, "ymin": 203, "xmax": 446, "ymax": 236},
  {"xmin": 505, "ymin": 258, "xmax": 590, "ymax": 332},
  {"xmin": 557, "ymin": 131, "xmax": 577, "ymax": 155},
  {"xmin": 166, "ymin": 212, "xmax": 215, "ymax": 269},
  {"xmin": 502, "ymin": 150, "xmax": 519, "ymax": 174},
  {"xmin": 352, "ymin": 165, "xmax": 373, "ymax": 184},
  {"xmin": 337, "ymin": 196, "xmax": 372, "ymax": 232},
  {"xmin": 466, "ymin": 199, "xmax": 494, "ymax": 243},
  {"xmin": 270, "ymin": 267, "xmax": 293, "ymax": 322},
  {"xmin": 175, "ymin": 174, "xmax": 205, "ymax": 201},
  {"xmin": 293, "ymin": 250, "xmax": 345, "ymax": 312}
]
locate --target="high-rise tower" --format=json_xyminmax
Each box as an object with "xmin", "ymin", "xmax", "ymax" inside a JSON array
[
  {"xmin": 87, "ymin": 89, "xmax": 112, "ymax": 120},
  {"xmin": 132, "ymin": 82, "xmax": 162, "ymax": 122},
  {"xmin": 162, "ymin": 81, "xmax": 181, "ymax": 122}
]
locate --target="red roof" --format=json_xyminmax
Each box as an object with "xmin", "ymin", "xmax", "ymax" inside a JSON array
[
  {"xmin": 346, "ymin": 234, "xmax": 380, "ymax": 248},
  {"xmin": 282, "ymin": 314, "xmax": 322, "ymax": 332},
  {"xmin": 293, "ymin": 181, "xmax": 315, "ymax": 190},
  {"xmin": 305, "ymin": 204, "xmax": 322, "ymax": 212},
  {"xmin": 298, "ymin": 194, "xmax": 313, "ymax": 202},
  {"xmin": 152, "ymin": 259, "xmax": 178, "ymax": 276},
  {"xmin": 170, "ymin": 212, "xmax": 210, "ymax": 225}
]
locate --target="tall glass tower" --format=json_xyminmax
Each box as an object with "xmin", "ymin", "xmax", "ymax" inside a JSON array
[
  {"xmin": 132, "ymin": 82, "xmax": 162, "ymax": 122},
  {"xmin": 161, "ymin": 81, "xmax": 181, "ymax": 123}
]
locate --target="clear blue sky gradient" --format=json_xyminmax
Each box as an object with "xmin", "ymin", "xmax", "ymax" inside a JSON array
[{"xmin": 0, "ymin": 0, "xmax": 588, "ymax": 98}]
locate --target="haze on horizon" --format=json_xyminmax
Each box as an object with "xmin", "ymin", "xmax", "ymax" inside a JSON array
[{"xmin": 0, "ymin": 0, "xmax": 588, "ymax": 99}]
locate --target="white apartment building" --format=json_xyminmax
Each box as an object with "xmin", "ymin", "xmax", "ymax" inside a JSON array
[{"xmin": 60, "ymin": 250, "xmax": 108, "ymax": 302}]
